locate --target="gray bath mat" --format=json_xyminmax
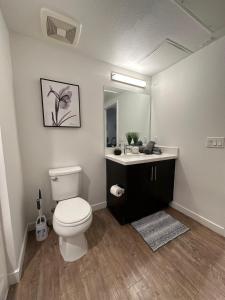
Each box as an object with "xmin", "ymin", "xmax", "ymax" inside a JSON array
[{"xmin": 131, "ymin": 211, "xmax": 190, "ymax": 251}]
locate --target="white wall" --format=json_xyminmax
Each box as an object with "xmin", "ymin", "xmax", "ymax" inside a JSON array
[
  {"xmin": 0, "ymin": 207, "xmax": 8, "ymax": 299},
  {"xmin": 0, "ymin": 197, "xmax": 9, "ymax": 299},
  {"xmin": 10, "ymin": 33, "xmax": 150, "ymax": 223},
  {"xmin": 0, "ymin": 10, "xmax": 25, "ymax": 278},
  {"xmin": 151, "ymin": 36, "xmax": 225, "ymax": 234}
]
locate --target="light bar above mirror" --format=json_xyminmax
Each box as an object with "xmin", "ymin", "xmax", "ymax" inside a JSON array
[{"xmin": 111, "ymin": 73, "xmax": 146, "ymax": 88}]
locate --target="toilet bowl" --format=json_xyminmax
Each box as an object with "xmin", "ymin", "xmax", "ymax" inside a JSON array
[{"xmin": 53, "ymin": 197, "xmax": 92, "ymax": 262}]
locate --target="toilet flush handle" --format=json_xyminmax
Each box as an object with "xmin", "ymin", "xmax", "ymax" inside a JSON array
[{"xmin": 51, "ymin": 177, "xmax": 58, "ymax": 182}]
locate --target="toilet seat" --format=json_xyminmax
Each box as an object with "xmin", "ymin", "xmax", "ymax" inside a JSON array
[{"xmin": 54, "ymin": 197, "xmax": 92, "ymax": 227}]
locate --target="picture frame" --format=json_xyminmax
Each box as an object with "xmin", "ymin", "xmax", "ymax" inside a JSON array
[{"xmin": 40, "ymin": 78, "xmax": 81, "ymax": 128}]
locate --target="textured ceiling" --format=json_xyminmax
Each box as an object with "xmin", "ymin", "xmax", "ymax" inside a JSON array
[{"xmin": 0, "ymin": 0, "xmax": 223, "ymax": 75}]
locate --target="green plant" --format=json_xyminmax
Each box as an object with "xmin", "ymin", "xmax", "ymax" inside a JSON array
[
  {"xmin": 126, "ymin": 132, "xmax": 132, "ymax": 145},
  {"xmin": 130, "ymin": 132, "xmax": 139, "ymax": 145}
]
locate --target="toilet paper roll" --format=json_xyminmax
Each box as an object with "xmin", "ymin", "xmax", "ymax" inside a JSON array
[{"xmin": 110, "ymin": 185, "xmax": 125, "ymax": 197}]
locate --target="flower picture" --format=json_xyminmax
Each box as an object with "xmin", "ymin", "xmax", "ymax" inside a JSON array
[{"xmin": 40, "ymin": 78, "xmax": 81, "ymax": 127}]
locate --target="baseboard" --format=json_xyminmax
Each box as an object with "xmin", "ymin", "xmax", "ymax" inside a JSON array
[
  {"xmin": 8, "ymin": 224, "xmax": 28, "ymax": 285},
  {"xmin": 91, "ymin": 201, "xmax": 107, "ymax": 212},
  {"xmin": 170, "ymin": 202, "xmax": 225, "ymax": 236}
]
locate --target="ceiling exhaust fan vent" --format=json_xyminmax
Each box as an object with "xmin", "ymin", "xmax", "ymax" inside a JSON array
[{"xmin": 41, "ymin": 8, "xmax": 82, "ymax": 47}]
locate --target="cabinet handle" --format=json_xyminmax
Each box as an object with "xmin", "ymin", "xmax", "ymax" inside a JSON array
[
  {"xmin": 155, "ymin": 166, "xmax": 157, "ymax": 181},
  {"xmin": 151, "ymin": 166, "xmax": 154, "ymax": 181}
]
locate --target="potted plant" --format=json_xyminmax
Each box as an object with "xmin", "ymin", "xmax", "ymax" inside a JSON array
[
  {"xmin": 131, "ymin": 132, "xmax": 139, "ymax": 145},
  {"xmin": 126, "ymin": 132, "xmax": 133, "ymax": 145}
]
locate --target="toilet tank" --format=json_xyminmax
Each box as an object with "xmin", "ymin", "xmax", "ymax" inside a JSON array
[{"xmin": 49, "ymin": 166, "xmax": 82, "ymax": 201}]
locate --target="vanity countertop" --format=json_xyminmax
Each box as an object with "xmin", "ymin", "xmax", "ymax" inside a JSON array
[{"xmin": 105, "ymin": 146, "xmax": 178, "ymax": 165}]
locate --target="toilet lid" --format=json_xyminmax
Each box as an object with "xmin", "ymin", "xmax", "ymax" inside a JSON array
[{"xmin": 54, "ymin": 197, "xmax": 92, "ymax": 225}]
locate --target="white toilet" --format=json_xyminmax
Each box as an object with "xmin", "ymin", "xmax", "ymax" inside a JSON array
[{"xmin": 49, "ymin": 166, "xmax": 92, "ymax": 262}]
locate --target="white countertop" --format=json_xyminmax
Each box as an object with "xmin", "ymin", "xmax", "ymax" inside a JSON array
[{"xmin": 105, "ymin": 151, "xmax": 178, "ymax": 166}]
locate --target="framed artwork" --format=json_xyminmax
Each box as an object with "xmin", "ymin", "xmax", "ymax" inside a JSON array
[{"xmin": 40, "ymin": 78, "xmax": 81, "ymax": 128}]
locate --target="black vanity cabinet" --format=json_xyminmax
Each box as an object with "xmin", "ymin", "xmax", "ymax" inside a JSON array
[{"xmin": 106, "ymin": 159, "xmax": 176, "ymax": 224}]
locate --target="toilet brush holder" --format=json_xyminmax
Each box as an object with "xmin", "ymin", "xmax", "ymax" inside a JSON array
[
  {"xmin": 35, "ymin": 189, "xmax": 48, "ymax": 241},
  {"xmin": 36, "ymin": 215, "xmax": 48, "ymax": 242}
]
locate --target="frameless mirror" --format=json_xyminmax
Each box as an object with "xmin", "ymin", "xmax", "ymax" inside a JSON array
[{"xmin": 104, "ymin": 87, "xmax": 151, "ymax": 147}]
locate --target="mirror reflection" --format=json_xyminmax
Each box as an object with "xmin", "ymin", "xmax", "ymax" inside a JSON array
[{"xmin": 104, "ymin": 87, "xmax": 150, "ymax": 148}]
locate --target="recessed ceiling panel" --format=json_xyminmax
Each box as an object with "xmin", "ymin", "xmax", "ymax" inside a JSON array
[
  {"xmin": 139, "ymin": 39, "xmax": 192, "ymax": 75},
  {"xmin": 175, "ymin": 0, "xmax": 225, "ymax": 32}
]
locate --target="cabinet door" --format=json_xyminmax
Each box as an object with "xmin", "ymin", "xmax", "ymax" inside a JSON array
[
  {"xmin": 142, "ymin": 162, "xmax": 162, "ymax": 213},
  {"xmin": 128, "ymin": 163, "xmax": 157, "ymax": 218},
  {"xmin": 106, "ymin": 160, "xmax": 127, "ymax": 224},
  {"xmin": 153, "ymin": 160, "xmax": 175, "ymax": 207},
  {"xmin": 126, "ymin": 164, "xmax": 146, "ymax": 221}
]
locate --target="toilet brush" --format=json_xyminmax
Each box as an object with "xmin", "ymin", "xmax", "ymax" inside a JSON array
[{"xmin": 35, "ymin": 189, "xmax": 48, "ymax": 241}]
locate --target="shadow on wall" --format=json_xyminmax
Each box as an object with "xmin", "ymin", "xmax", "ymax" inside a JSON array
[{"xmin": 82, "ymin": 171, "xmax": 91, "ymax": 202}]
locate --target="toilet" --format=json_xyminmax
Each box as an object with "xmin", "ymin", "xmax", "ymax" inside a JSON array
[{"xmin": 49, "ymin": 166, "xmax": 92, "ymax": 262}]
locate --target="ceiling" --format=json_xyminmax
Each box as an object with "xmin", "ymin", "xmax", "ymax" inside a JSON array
[{"xmin": 0, "ymin": 0, "xmax": 224, "ymax": 76}]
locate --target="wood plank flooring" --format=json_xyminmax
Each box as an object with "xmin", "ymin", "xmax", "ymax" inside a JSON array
[{"xmin": 7, "ymin": 208, "xmax": 225, "ymax": 300}]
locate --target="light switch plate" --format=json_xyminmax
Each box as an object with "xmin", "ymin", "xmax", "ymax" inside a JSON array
[{"xmin": 207, "ymin": 137, "xmax": 224, "ymax": 148}]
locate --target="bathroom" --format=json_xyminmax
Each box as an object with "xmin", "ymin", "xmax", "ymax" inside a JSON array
[{"xmin": 0, "ymin": 0, "xmax": 225, "ymax": 299}]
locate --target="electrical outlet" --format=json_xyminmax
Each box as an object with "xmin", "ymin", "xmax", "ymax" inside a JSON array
[
  {"xmin": 207, "ymin": 137, "xmax": 224, "ymax": 148},
  {"xmin": 217, "ymin": 137, "xmax": 225, "ymax": 148}
]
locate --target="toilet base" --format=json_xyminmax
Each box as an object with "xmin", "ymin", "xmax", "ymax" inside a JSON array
[{"xmin": 59, "ymin": 233, "xmax": 88, "ymax": 262}]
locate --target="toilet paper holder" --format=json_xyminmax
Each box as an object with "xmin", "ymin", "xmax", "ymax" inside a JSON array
[{"xmin": 110, "ymin": 184, "xmax": 125, "ymax": 197}]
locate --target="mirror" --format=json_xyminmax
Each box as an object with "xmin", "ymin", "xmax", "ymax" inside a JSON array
[{"xmin": 104, "ymin": 87, "xmax": 151, "ymax": 147}]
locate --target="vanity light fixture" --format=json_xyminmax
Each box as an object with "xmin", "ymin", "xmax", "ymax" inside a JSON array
[
  {"xmin": 111, "ymin": 72, "xmax": 146, "ymax": 88},
  {"xmin": 104, "ymin": 89, "xmax": 118, "ymax": 94}
]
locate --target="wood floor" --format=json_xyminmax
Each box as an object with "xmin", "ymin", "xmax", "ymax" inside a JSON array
[{"xmin": 7, "ymin": 208, "xmax": 225, "ymax": 300}]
